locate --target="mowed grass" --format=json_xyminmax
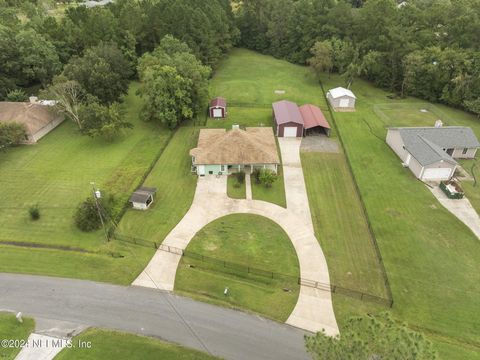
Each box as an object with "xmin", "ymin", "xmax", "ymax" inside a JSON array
[
  {"xmin": 211, "ymin": 48, "xmax": 324, "ymax": 105},
  {"xmin": 175, "ymin": 214, "xmax": 300, "ymax": 321},
  {"xmin": 301, "ymin": 152, "xmax": 387, "ymax": 297},
  {"xmin": 0, "ymin": 312, "xmax": 35, "ymax": 360},
  {"xmin": 250, "ymin": 166, "xmax": 287, "ymax": 208},
  {"xmin": 0, "ymin": 83, "xmax": 171, "ymax": 250},
  {"xmin": 227, "ymin": 174, "xmax": 246, "ymax": 199},
  {"xmin": 0, "ymin": 242, "xmax": 154, "ymax": 285},
  {"xmin": 55, "ymin": 328, "xmax": 218, "ymax": 360},
  {"xmin": 205, "ymin": 106, "xmax": 272, "ymax": 129},
  {"xmin": 320, "ymin": 74, "xmax": 480, "ymax": 354},
  {"xmin": 116, "ymin": 126, "xmax": 198, "ymax": 243}
]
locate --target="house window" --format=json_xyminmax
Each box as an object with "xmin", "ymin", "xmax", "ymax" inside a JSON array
[
  {"xmin": 463, "ymin": 148, "xmax": 468, "ymax": 155},
  {"xmin": 209, "ymin": 171, "xmax": 213, "ymax": 175},
  {"xmin": 221, "ymin": 165, "xmax": 225, "ymax": 172}
]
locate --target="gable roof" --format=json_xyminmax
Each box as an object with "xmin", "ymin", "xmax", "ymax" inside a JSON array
[
  {"xmin": 299, "ymin": 104, "xmax": 330, "ymax": 130},
  {"xmin": 272, "ymin": 100, "xmax": 304, "ymax": 125},
  {"xmin": 328, "ymin": 87, "xmax": 356, "ymax": 99},
  {"xmin": 393, "ymin": 126, "xmax": 480, "ymax": 166},
  {"xmin": 190, "ymin": 127, "xmax": 280, "ymax": 165},
  {"xmin": 0, "ymin": 102, "xmax": 62, "ymax": 136},
  {"xmin": 210, "ymin": 97, "xmax": 226, "ymax": 108},
  {"xmin": 129, "ymin": 187, "xmax": 157, "ymax": 203}
]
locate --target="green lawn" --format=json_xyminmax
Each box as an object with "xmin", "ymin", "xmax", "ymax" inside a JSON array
[
  {"xmin": 227, "ymin": 174, "xmax": 246, "ymax": 199},
  {"xmin": 55, "ymin": 328, "xmax": 218, "ymax": 360},
  {"xmin": 116, "ymin": 126, "xmax": 198, "ymax": 243},
  {"xmin": 250, "ymin": 167, "xmax": 287, "ymax": 208},
  {"xmin": 211, "ymin": 48, "xmax": 325, "ymax": 105},
  {"xmin": 0, "ymin": 312, "xmax": 35, "ymax": 360},
  {"xmin": 175, "ymin": 214, "xmax": 300, "ymax": 321},
  {"xmin": 0, "ymin": 83, "xmax": 171, "ymax": 250},
  {"xmin": 205, "ymin": 107, "xmax": 272, "ymax": 129},
  {"xmin": 0, "ymin": 83, "xmax": 174, "ymax": 284},
  {"xmin": 301, "ymin": 152, "xmax": 387, "ymax": 298},
  {"xmin": 320, "ymin": 73, "xmax": 480, "ymax": 356}
]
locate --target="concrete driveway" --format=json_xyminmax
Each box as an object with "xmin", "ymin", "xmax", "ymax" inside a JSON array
[
  {"xmin": 134, "ymin": 138, "xmax": 339, "ymax": 335},
  {"xmin": 428, "ymin": 185, "xmax": 480, "ymax": 239}
]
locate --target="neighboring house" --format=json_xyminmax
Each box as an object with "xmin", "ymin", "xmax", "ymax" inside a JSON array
[
  {"xmin": 190, "ymin": 126, "xmax": 280, "ymax": 176},
  {"xmin": 0, "ymin": 101, "xmax": 64, "ymax": 143},
  {"xmin": 386, "ymin": 126, "xmax": 480, "ymax": 181},
  {"xmin": 272, "ymin": 100, "xmax": 331, "ymax": 137},
  {"xmin": 129, "ymin": 187, "xmax": 157, "ymax": 210},
  {"xmin": 209, "ymin": 97, "xmax": 227, "ymax": 119},
  {"xmin": 326, "ymin": 87, "xmax": 356, "ymax": 111}
]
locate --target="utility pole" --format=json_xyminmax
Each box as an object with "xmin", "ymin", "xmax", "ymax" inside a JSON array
[{"xmin": 90, "ymin": 182, "xmax": 109, "ymax": 242}]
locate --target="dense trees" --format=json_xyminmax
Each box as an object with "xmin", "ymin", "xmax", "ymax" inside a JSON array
[
  {"xmin": 2, "ymin": 0, "xmax": 479, "ymax": 128},
  {"xmin": 235, "ymin": 0, "xmax": 480, "ymax": 113},
  {"xmin": 138, "ymin": 36, "xmax": 211, "ymax": 128},
  {"xmin": 63, "ymin": 43, "xmax": 132, "ymax": 104},
  {"xmin": 0, "ymin": 1, "xmax": 236, "ymax": 96},
  {"xmin": 1, "ymin": 0, "xmax": 236, "ymax": 139}
]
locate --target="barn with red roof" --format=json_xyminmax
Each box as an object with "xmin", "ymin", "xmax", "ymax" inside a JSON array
[{"xmin": 272, "ymin": 100, "xmax": 330, "ymax": 137}]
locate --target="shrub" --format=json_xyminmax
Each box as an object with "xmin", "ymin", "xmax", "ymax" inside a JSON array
[
  {"xmin": 6, "ymin": 89, "xmax": 28, "ymax": 102},
  {"xmin": 252, "ymin": 169, "xmax": 261, "ymax": 184},
  {"xmin": 0, "ymin": 122, "xmax": 27, "ymax": 148},
  {"xmin": 74, "ymin": 197, "xmax": 102, "ymax": 232},
  {"xmin": 259, "ymin": 169, "xmax": 278, "ymax": 188},
  {"xmin": 235, "ymin": 171, "xmax": 245, "ymax": 184},
  {"xmin": 28, "ymin": 204, "xmax": 40, "ymax": 220}
]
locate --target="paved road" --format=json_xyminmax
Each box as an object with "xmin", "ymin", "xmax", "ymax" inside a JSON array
[{"xmin": 0, "ymin": 274, "xmax": 310, "ymax": 360}]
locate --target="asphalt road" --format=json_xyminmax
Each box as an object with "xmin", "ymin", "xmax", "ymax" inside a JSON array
[{"xmin": 0, "ymin": 274, "xmax": 310, "ymax": 360}]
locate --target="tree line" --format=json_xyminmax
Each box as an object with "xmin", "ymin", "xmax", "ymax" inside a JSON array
[
  {"xmin": 235, "ymin": 0, "xmax": 480, "ymax": 116},
  {"xmin": 0, "ymin": 0, "xmax": 238, "ymax": 141}
]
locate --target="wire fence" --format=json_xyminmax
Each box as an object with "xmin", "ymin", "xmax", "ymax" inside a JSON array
[
  {"xmin": 318, "ymin": 80, "xmax": 394, "ymax": 307},
  {"xmin": 113, "ymin": 232, "xmax": 393, "ymax": 308}
]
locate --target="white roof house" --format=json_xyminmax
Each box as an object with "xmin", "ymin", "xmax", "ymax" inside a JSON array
[{"xmin": 326, "ymin": 87, "xmax": 356, "ymax": 111}]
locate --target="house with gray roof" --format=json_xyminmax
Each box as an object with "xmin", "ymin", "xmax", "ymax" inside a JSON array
[{"xmin": 386, "ymin": 126, "xmax": 480, "ymax": 181}]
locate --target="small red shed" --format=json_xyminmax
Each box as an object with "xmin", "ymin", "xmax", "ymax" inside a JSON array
[
  {"xmin": 272, "ymin": 100, "xmax": 304, "ymax": 137},
  {"xmin": 209, "ymin": 97, "xmax": 227, "ymax": 118}
]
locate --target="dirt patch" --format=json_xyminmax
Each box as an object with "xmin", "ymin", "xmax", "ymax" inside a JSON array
[
  {"xmin": 0, "ymin": 240, "xmax": 92, "ymax": 253},
  {"xmin": 300, "ymin": 135, "xmax": 340, "ymax": 153}
]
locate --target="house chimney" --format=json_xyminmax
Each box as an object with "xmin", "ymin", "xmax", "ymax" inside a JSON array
[
  {"xmin": 434, "ymin": 120, "xmax": 443, "ymax": 128},
  {"xmin": 232, "ymin": 124, "xmax": 240, "ymax": 130}
]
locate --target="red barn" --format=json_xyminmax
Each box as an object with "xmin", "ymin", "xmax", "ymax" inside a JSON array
[
  {"xmin": 272, "ymin": 100, "xmax": 304, "ymax": 137},
  {"xmin": 209, "ymin": 97, "xmax": 227, "ymax": 118}
]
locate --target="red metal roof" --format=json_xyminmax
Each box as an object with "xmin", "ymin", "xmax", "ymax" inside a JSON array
[
  {"xmin": 299, "ymin": 104, "xmax": 330, "ymax": 130},
  {"xmin": 210, "ymin": 97, "xmax": 226, "ymax": 108},
  {"xmin": 272, "ymin": 100, "xmax": 304, "ymax": 125}
]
